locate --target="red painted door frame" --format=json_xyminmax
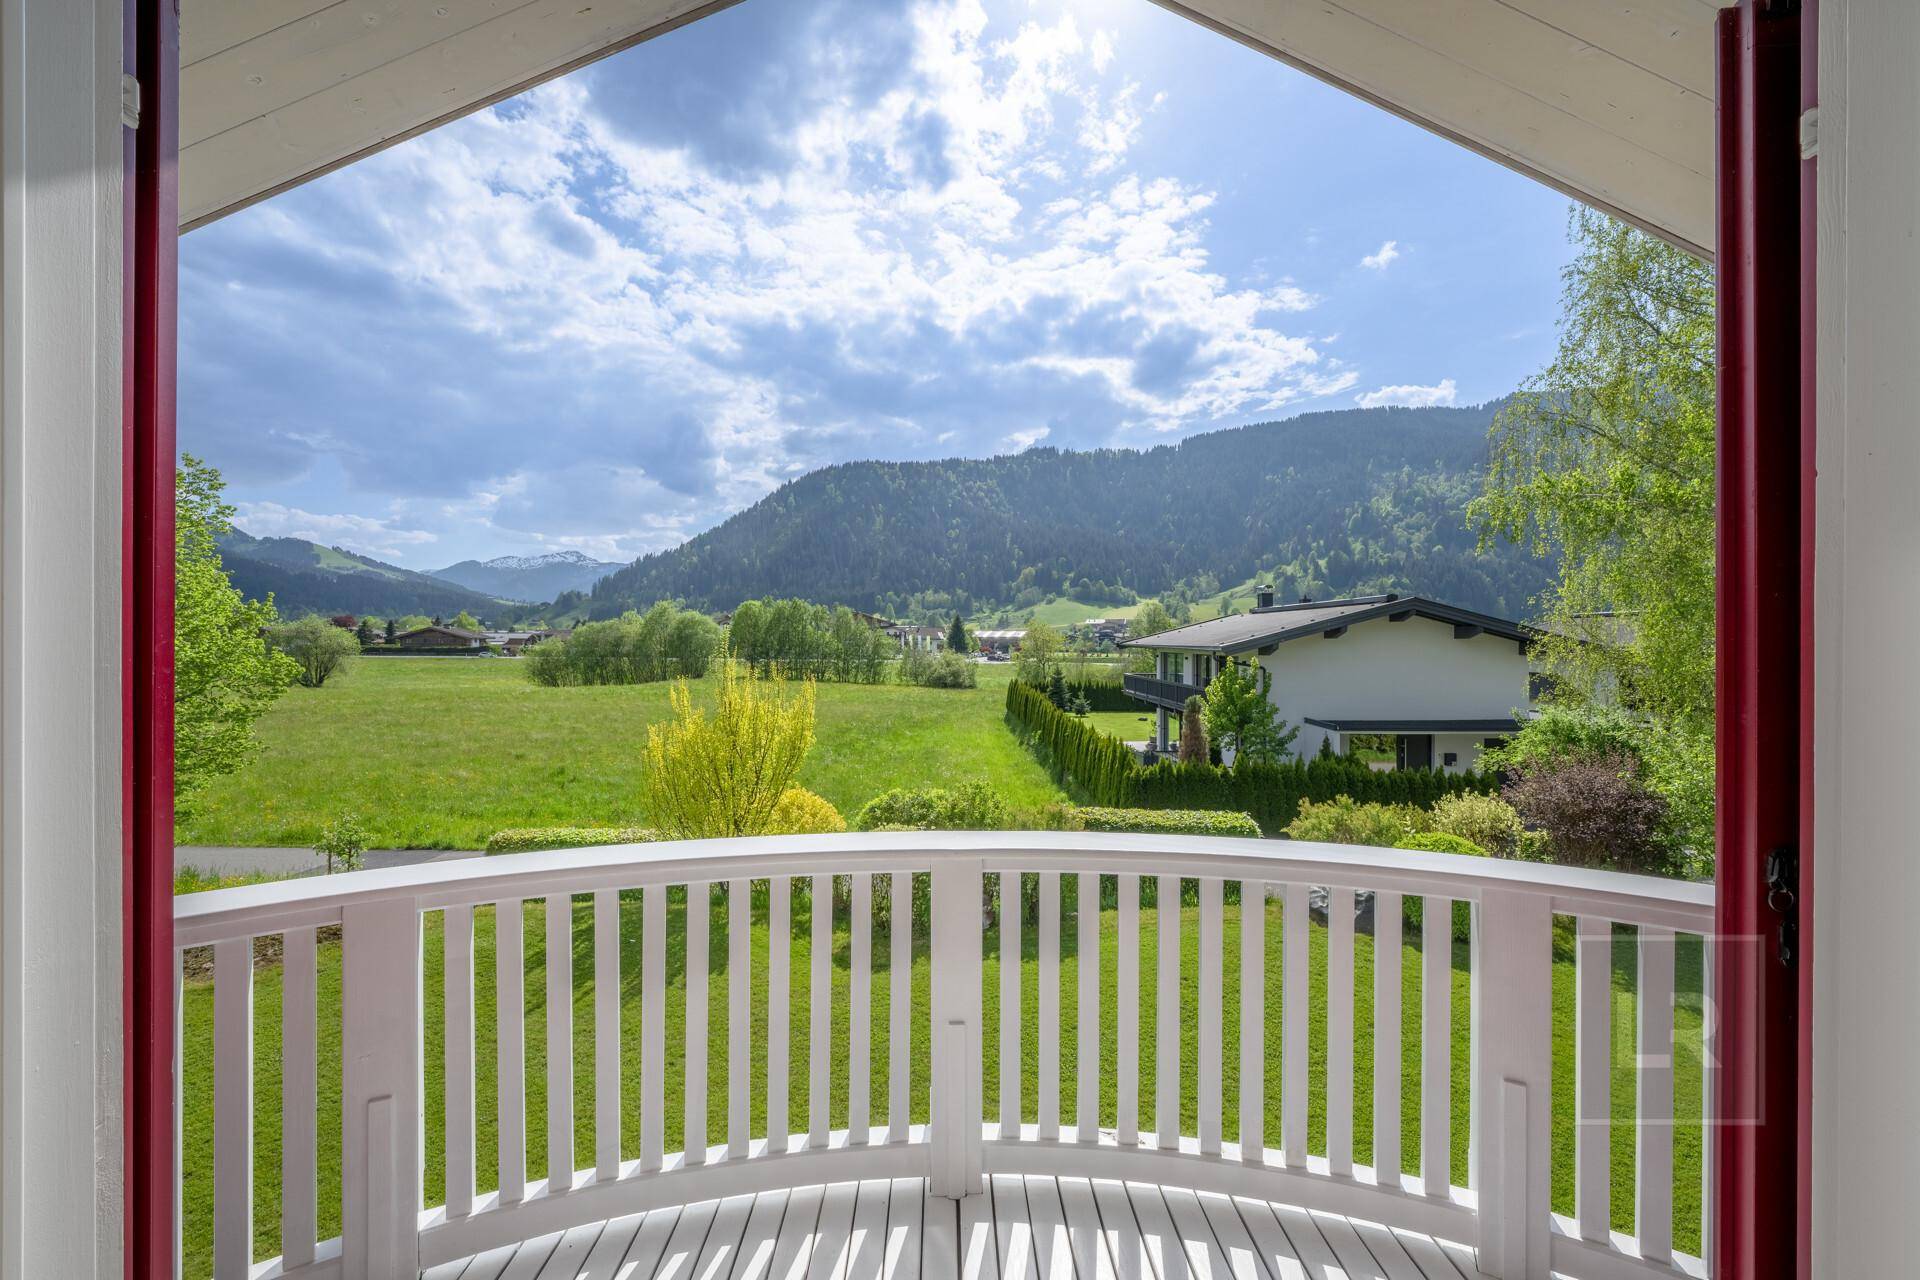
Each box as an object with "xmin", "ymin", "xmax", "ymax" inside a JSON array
[
  {"xmin": 1713, "ymin": 2, "xmax": 1809, "ymax": 1277},
  {"xmin": 126, "ymin": 0, "xmax": 179, "ymax": 1276}
]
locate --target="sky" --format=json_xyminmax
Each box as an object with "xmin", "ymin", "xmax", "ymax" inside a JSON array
[{"xmin": 179, "ymin": 0, "xmax": 1575, "ymax": 570}]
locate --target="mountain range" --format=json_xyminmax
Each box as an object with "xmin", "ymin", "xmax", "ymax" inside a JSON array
[
  {"xmin": 430, "ymin": 549, "xmax": 624, "ymax": 603},
  {"xmin": 588, "ymin": 402, "xmax": 1554, "ymax": 622},
  {"xmin": 215, "ymin": 528, "xmax": 514, "ymax": 623}
]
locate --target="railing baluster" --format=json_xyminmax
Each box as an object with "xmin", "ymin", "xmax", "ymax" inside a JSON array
[
  {"xmin": 212, "ymin": 938, "xmax": 252, "ymax": 1280},
  {"xmin": 1327, "ymin": 886, "xmax": 1355, "ymax": 1176},
  {"xmin": 1240, "ymin": 881, "xmax": 1265, "ymax": 1163},
  {"xmin": 999, "ymin": 871, "xmax": 1021, "ymax": 1136},
  {"xmin": 1077, "ymin": 871, "xmax": 1100, "ymax": 1142},
  {"xmin": 730, "ymin": 878, "xmax": 750, "ymax": 1160},
  {"xmin": 339, "ymin": 898, "xmax": 423, "ymax": 1280},
  {"xmin": 686, "ymin": 881, "xmax": 710, "ymax": 1165},
  {"xmin": 1156, "ymin": 874, "xmax": 1180, "ymax": 1149},
  {"xmin": 282, "ymin": 927, "xmax": 319, "ymax": 1264},
  {"xmin": 768, "ymin": 876, "xmax": 790, "ymax": 1154},
  {"xmin": 1199, "ymin": 877, "xmax": 1223, "ymax": 1156},
  {"xmin": 1637, "ymin": 925, "xmax": 1676, "ymax": 1266},
  {"xmin": 1282, "ymin": 882, "xmax": 1308, "ymax": 1167},
  {"xmin": 594, "ymin": 890, "xmax": 621, "ymax": 1181},
  {"xmin": 929, "ymin": 858, "xmax": 983, "ymax": 1197},
  {"xmin": 850, "ymin": 872, "xmax": 872, "ymax": 1145},
  {"xmin": 1117, "ymin": 873, "xmax": 1139, "ymax": 1147},
  {"xmin": 1576, "ymin": 916, "xmax": 1612, "ymax": 1241},
  {"xmin": 1373, "ymin": 891, "xmax": 1402, "ymax": 1189},
  {"xmin": 641, "ymin": 885, "xmax": 665, "ymax": 1173},
  {"xmin": 547, "ymin": 892, "xmax": 574, "ymax": 1190},
  {"xmin": 811, "ymin": 874, "xmax": 831, "ymax": 1149},
  {"xmin": 497, "ymin": 898, "xmax": 526, "ymax": 1201},
  {"xmin": 443, "ymin": 908, "xmax": 475, "ymax": 1218},
  {"xmin": 1469, "ymin": 889, "xmax": 1555, "ymax": 1279},
  {"xmin": 890, "ymin": 870, "xmax": 912, "ymax": 1143},
  {"xmin": 1421, "ymin": 894, "xmax": 1452, "ymax": 1197},
  {"xmin": 1038, "ymin": 871, "xmax": 1061, "ymax": 1140}
]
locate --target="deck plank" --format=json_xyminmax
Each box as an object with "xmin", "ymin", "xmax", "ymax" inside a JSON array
[
  {"xmin": 498, "ymin": 1232, "xmax": 565, "ymax": 1280},
  {"xmin": 1123, "ymin": 1183, "xmax": 1191, "ymax": 1280},
  {"xmin": 1383, "ymin": 1227, "xmax": 1467, "ymax": 1280},
  {"xmin": 960, "ymin": 1178, "xmax": 1000, "ymax": 1280},
  {"xmin": 991, "ymin": 1174, "xmax": 1040, "ymax": 1280},
  {"xmin": 460, "ymin": 1242, "xmax": 528, "ymax": 1280},
  {"xmin": 1343, "ymin": 1220, "xmax": 1426, "ymax": 1280},
  {"xmin": 885, "ymin": 1179, "xmax": 925, "ymax": 1280},
  {"xmin": 658, "ymin": 1200, "xmax": 724, "ymax": 1280},
  {"xmin": 689, "ymin": 1195, "xmax": 758, "ymax": 1280},
  {"xmin": 806, "ymin": 1183, "xmax": 861, "ymax": 1280},
  {"xmin": 1158, "ymin": 1187, "xmax": 1232, "ymax": 1280},
  {"xmin": 574, "ymin": 1211, "xmax": 646, "ymax": 1280},
  {"xmin": 1089, "ymin": 1180, "xmax": 1154, "ymax": 1280},
  {"xmin": 733, "ymin": 1190, "xmax": 794, "ymax": 1280},
  {"xmin": 1055, "ymin": 1178, "xmax": 1117, "ymax": 1280},
  {"xmin": 766, "ymin": 1185, "xmax": 828, "ymax": 1280},
  {"xmin": 1302, "ymin": 1210, "xmax": 1387, "ymax": 1280},
  {"xmin": 535, "ymin": 1222, "xmax": 610, "ymax": 1279},
  {"xmin": 1231, "ymin": 1199, "xmax": 1329, "ymax": 1280},
  {"xmin": 1024, "ymin": 1176, "xmax": 1077, "ymax": 1280},
  {"xmin": 1189, "ymin": 1193, "xmax": 1266, "ymax": 1280},
  {"xmin": 922, "ymin": 1187, "xmax": 961, "ymax": 1280},
  {"xmin": 846, "ymin": 1180, "xmax": 892, "ymax": 1280},
  {"xmin": 617, "ymin": 1204, "xmax": 687, "ymax": 1280},
  {"xmin": 423, "ymin": 1256, "xmax": 475, "ymax": 1280}
]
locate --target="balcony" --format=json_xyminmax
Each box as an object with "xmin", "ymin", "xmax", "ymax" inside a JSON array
[
  {"xmin": 1121, "ymin": 673, "xmax": 1204, "ymax": 712},
  {"xmin": 175, "ymin": 832, "xmax": 1713, "ymax": 1280}
]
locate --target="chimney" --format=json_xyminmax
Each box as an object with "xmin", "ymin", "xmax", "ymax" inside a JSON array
[{"xmin": 1256, "ymin": 584, "xmax": 1274, "ymax": 610}]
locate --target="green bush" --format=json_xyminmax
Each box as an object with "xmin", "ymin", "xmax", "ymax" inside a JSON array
[
  {"xmin": 1284, "ymin": 795, "xmax": 1422, "ymax": 846},
  {"xmin": 899, "ymin": 647, "xmax": 977, "ymax": 688},
  {"xmin": 1427, "ymin": 791, "xmax": 1523, "ymax": 857},
  {"xmin": 1394, "ymin": 830, "xmax": 1487, "ymax": 856},
  {"xmin": 769, "ymin": 787, "xmax": 845, "ymax": 834},
  {"xmin": 1077, "ymin": 807, "xmax": 1262, "ymax": 838},
  {"xmin": 852, "ymin": 780, "xmax": 1011, "ymax": 831},
  {"xmin": 485, "ymin": 827, "xmax": 656, "ymax": 855},
  {"xmin": 524, "ymin": 603, "xmax": 719, "ymax": 687}
]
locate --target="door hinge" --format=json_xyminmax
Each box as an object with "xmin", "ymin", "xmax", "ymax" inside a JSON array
[
  {"xmin": 1799, "ymin": 107, "xmax": 1819, "ymax": 160},
  {"xmin": 1765, "ymin": 845, "xmax": 1799, "ymax": 968},
  {"xmin": 121, "ymin": 73, "xmax": 141, "ymax": 130}
]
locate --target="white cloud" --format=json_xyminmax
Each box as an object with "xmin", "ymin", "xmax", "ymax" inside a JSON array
[
  {"xmin": 1001, "ymin": 426, "xmax": 1050, "ymax": 452},
  {"xmin": 232, "ymin": 502, "xmax": 438, "ymax": 562},
  {"xmin": 1354, "ymin": 377, "xmax": 1457, "ymax": 409},
  {"xmin": 1360, "ymin": 239, "xmax": 1400, "ymax": 271}
]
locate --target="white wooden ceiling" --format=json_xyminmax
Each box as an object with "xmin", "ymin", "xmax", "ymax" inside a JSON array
[{"xmin": 179, "ymin": 0, "xmax": 1728, "ymax": 255}]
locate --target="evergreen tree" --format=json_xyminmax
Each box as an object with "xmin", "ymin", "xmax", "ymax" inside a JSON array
[
  {"xmin": 1046, "ymin": 668, "xmax": 1070, "ymax": 709},
  {"xmin": 384, "ymin": 617, "xmax": 397, "ymax": 642},
  {"xmin": 355, "ymin": 618, "xmax": 377, "ymax": 648},
  {"xmin": 946, "ymin": 614, "xmax": 970, "ymax": 654}
]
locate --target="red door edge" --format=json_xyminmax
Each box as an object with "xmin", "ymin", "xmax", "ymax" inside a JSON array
[
  {"xmin": 1712, "ymin": 2, "xmax": 1806, "ymax": 1277},
  {"xmin": 126, "ymin": 0, "xmax": 179, "ymax": 1275},
  {"xmin": 1796, "ymin": 2, "xmax": 1818, "ymax": 1276}
]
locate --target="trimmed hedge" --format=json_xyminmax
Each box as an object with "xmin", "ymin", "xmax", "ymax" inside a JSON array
[
  {"xmin": 485, "ymin": 826, "xmax": 656, "ymax": 855},
  {"xmin": 1006, "ymin": 679, "xmax": 1496, "ymax": 835},
  {"xmin": 1076, "ymin": 807, "xmax": 1261, "ymax": 838}
]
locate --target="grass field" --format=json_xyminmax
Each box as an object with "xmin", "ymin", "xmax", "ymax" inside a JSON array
[
  {"xmin": 176, "ymin": 659, "xmax": 1064, "ymax": 849},
  {"xmin": 1082, "ymin": 709, "xmax": 1155, "ymax": 743},
  {"xmin": 179, "ymin": 888, "xmax": 1705, "ymax": 1277}
]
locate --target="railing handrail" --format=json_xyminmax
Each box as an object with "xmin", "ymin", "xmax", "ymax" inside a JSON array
[{"xmin": 174, "ymin": 831, "xmax": 1713, "ymax": 947}]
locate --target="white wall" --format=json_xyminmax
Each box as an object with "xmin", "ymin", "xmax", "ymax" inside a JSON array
[
  {"xmin": 1812, "ymin": 3, "xmax": 1920, "ymax": 1274},
  {"xmin": 0, "ymin": 1, "xmax": 126, "ymax": 1277},
  {"xmin": 1255, "ymin": 614, "xmax": 1533, "ymax": 768}
]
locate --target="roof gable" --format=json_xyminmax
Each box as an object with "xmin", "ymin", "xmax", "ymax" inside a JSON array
[{"xmin": 1119, "ymin": 594, "xmax": 1534, "ymax": 655}]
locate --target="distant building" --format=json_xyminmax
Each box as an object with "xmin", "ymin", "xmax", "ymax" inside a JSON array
[
  {"xmin": 390, "ymin": 625, "xmax": 488, "ymax": 651},
  {"xmin": 886, "ymin": 623, "xmax": 945, "ymax": 652},
  {"xmin": 1119, "ymin": 590, "xmax": 1539, "ymax": 774},
  {"xmin": 973, "ymin": 628, "xmax": 1028, "ymax": 655}
]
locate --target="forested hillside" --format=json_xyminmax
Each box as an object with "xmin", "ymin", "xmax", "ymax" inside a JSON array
[
  {"xmin": 591, "ymin": 403, "xmax": 1555, "ymax": 621},
  {"xmin": 217, "ymin": 528, "xmax": 511, "ymax": 621}
]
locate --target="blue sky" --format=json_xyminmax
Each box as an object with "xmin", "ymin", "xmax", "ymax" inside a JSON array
[{"xmin": 179, "ymin": 0, "xmax": 1574, "ymax": 569}]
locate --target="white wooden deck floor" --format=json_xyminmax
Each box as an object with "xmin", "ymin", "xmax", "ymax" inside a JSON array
[{"xmin": 419, "ymin": 1177, "xmax": 1490, "ymax": 1280}]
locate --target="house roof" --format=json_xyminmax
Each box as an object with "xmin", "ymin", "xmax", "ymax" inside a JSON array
[
  {"xmin": 1117, "ymin": 594, "xmax": 1535, "ymax": 655},
  {"xmin": 179, "ymin": 1, "xmax": 1723, "ymax": 255},
  {"xmin": 394, "ymin": 625, "xmax": 486, "ymax": 641},
  {"xmin": 1304, "ymin": 717, "xmax": 1523, "ymax": 735}
]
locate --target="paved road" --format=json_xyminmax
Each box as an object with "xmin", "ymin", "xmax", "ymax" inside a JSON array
[{"xmin": 176, "ymin": 845, "xmax": 483, "ymax": 877}]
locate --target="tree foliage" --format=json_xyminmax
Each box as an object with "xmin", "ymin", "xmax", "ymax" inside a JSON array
[
  {"xmin": 1178, "ymin": 695, "xmax": 1209, "ymax": 763},
  {"xmin": 726, "ymin": 599, "xmax": 893, "ymax": 683},
  {"xmin": 946, "ymin": 614, "xmax": 971, "ymax": 655},
  {"xmin": 640, "ymin": 660, "xmax": 817, "ymax": 839},
  {"xmin": 266, "ymin": 616, "xmax": 362, "ymax": 688},
  {"xmin": 524, "ymin": 603, "xmax": 719, "ymax": 686},
  {"xmin": 175, "ymin": 456, "xmax": 298, "ymax": 817},
  {"xmin": 1201, "ymin": 659, "xmax": 1298, "ymax": 765},
  {"xmin": 1471, "ymin": 207, "xmax": 1715, "ymax": 859}
]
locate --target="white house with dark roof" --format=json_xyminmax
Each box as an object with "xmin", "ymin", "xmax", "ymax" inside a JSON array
[{"xmin": 1119, "ymin": 590, "xmax": 1538, "ymax": 773}]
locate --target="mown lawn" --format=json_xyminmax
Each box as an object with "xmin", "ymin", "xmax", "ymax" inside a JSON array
[
  {"xmin": 1082, "ymin": 709, "xmax": 1155, "ymax": 743},
  {"xmin": 179, "ymin": 889, "xmax": 1705, "ymax": 1278},
  {"xmin": 176, "ymin": 659, "xmax": 1063, "ymax": 849}
]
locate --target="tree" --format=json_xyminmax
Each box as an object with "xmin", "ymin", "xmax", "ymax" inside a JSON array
[
  {"xmin": 1011, "ymin": 621, "xmax": 1063, "ymax": 685},
  {"xmin": 355, "ymin": 618, "xmax": 377, "ymax": 648},
  {"xmin": 1202, "ymin": 659, "xmax": 1299, "ymax": 765},
  {"xmin": 384, "ymin": 618, "xmax": 398, "ymax": 642},
  {"xmin": 1123, "ymin": 600, "xmax": 1180, "ymax": 672},
  {"xmin": 174, "ymin": 456, "xmax": 299, "ymax": 817},
  {"xmin": 451, "ymin": 609, "xmax": 482, "ymax": 632},
  {"xmin": 1470, "ymin": 207, "xmax": 1716, "ymax": 859},
  {"xmin": 641, "ymin": 659, "xmax": 817, "ymax": 839},
  {"xmin": 1045, "ymin": 668, "xmax": 1070, "ymax": 710},
  {"xmin": 946, "ymin": 614, "xmax": 970, "ymax": 654},
  {"xmin": 313, "ymin": 812, "xmax": 370, "ymax": 874},
  {"xmin": 267, "ymin": 616, "xmax": 361, "ymax": 687},
  {"xmin": 1504, "ymin": 752, "xmax": 1671, "ymax": 874},
  {"xmin": 1178, "ymin": 695, "xmax": 1209, "ymax": 763}
]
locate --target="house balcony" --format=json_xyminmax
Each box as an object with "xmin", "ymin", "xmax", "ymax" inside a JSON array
[
  {"xmin": 1121, "ymin": 673, "xmax": 1204, "ymax": 712},
  {"xmin": 175, "ymin": 832, "xmax": 1714, "ymax": 1280}
]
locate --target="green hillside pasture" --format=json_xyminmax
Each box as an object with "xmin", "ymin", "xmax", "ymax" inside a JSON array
[
  {"xmin": 178, "ymin": 893, "xmax": 1703, "ymax": 1277},
  {"xmin": 176, "ymin": 659, "xmax": 1062, "ymax": 849}
]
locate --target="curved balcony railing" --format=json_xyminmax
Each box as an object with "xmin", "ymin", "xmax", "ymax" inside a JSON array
[{"xmin": 174, "ymin": 832, "xmax": 1715, "ymax": 1280}]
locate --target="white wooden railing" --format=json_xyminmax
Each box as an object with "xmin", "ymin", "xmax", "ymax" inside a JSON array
[{"xmin": 174, "ymin": 832, "xmax": 1716, "ymax": 1280}]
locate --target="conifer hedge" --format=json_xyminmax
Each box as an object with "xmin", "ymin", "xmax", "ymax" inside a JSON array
[{"xmin": 1005, "ymin": 680, "xmax": 1495, "ymax": 834}]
